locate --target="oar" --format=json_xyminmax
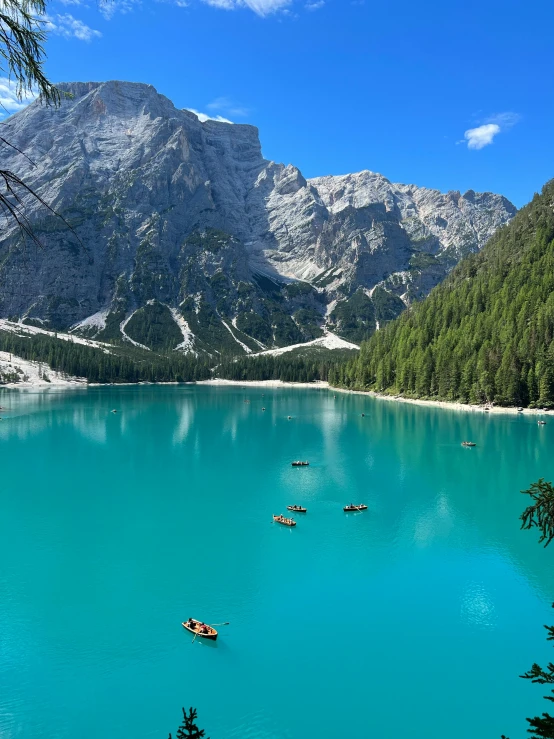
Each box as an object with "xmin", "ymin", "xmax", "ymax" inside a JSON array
[{"xmin": 209, "ymin": 622, "xmax": 230, "ymax": 627}]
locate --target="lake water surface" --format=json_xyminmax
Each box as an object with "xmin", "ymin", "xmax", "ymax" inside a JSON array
[{"xmin": 1, "ymin": 386, "xmax": 553, "ymax": 739}]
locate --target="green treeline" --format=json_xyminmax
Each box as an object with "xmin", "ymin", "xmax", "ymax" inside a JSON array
[
  {"xmin": 216, "ymin": 353, "xmax": 344, "ymax": 383},
  {"xmin": 0, "ymin": 332, "xmax": 212, "ymax": 384},
  {"xmin": 0, "ymin": 331, "xmax": 345, "ymax": 385},
  {"xmin": 330, "ymin": 180, "xmax": 554, "ymax": 408}
]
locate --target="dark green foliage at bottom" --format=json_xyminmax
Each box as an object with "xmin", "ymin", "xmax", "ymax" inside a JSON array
[
  {"xmin": 502, "ymin": 481, "xmax": 554, "ymax": 739},
  {"xmin": 332, "ymin": 181, "xmax": 554, "ymax": 408},
  {"xmin": 169, "ymin": 706, "xmax": 209, "ymax": 739}
]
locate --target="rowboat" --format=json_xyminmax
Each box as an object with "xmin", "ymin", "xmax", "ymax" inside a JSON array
[
  {"xmin": 273, "ymin": 514, "xmax": 296, "ymax": 527},
  {"xmin": 182, "ymin": 619, "xmax": 218, "ymax": 641},
  {"xmin": 291, "ymin": 461, "xmax": 309, "ymax": 467},
  {"xmin": 287, "ymin": 505, "xmax": 307, "ymax": 513},
  {"xmin": 343, "ymin": 504, "xmax": 368, "ymax": 512},
  {"xmin": 538, "ymin": 420, "xmax": 547, "ymax": 425},
  {"xmin": 461, "ymin": 441, "xmax": 476, "ymax": 447}
]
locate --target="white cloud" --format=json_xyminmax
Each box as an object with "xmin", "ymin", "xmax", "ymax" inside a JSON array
[
  {"xmin": 463, "ymin": 111, "xmax": 520, "ymax": 150},
  {"xmin": 99, "ymin": 0, "xmax": 140, "ymax": 19},
  {"xmin": 305, "ymin": 0, "xmax": 324, "ymax": 8},
  {"xmin": 43, "ymin": 13, "xmax": 102, "ymax": 40},
  {"xmin": 186, "ymin": 108, "xmax": 233, "ymax": 123},
  {"xmin": 0, "ymin": 77, "xmax": 38, "ymax": 118},
  {"xmin": 464, "ymin": 123, "xmax": 500, "ymax": 150},
  {"xmin": 201, "ymin": 0, "xmax": 291, "ymax": 16},
  {"xmin": 206, "ymin": 95, "xmax": 249, "ymax": 117}
]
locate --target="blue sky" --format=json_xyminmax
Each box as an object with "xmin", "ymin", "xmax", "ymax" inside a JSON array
[{"xmin": 5, "ymin": 0, "xmax": 553, "ymax": 207}]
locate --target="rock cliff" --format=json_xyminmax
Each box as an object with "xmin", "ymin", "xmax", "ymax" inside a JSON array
[{"xmin": 0, "ymin": 80, "xmax": 516, "ymax": 353}]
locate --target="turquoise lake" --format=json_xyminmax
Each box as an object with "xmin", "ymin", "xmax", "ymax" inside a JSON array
[{"xmin": 1, "ymin": 385, "xmax": 553, "ymax": 739}]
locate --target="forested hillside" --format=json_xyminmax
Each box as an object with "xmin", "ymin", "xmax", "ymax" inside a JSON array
[
  {"xmin": 0, "ymin": 331, "xmax": 211, "ymax": 384},
  {"xmin": 330, "ymin": 181, "xmax": 554, "ymax": 408},
  {"xmin": 0, "ymin": 328, "xmax": 343, "ymax": 385}
]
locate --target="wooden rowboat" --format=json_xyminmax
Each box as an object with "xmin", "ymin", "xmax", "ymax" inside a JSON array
[
  {"xmin": 343, "ymin": 504, "xmax": 368, "ymax": 512},
  {"xmin": 287, "ymin": 505, "xmax": 307, "ymax": 513},
  {"xmin": 182, "ymin": 619, "xmax": 218, "ymax": 640},
  {"xmin": 291, "ymin": 461, "xmax": 309, "ymax": 467},
  {"xmin": 273, "ymin": 514, "xmax": 296, "ymax": 527},
  {"xmin": 461, "ymin": 441, "xmax": 476, "ymax": 447}
]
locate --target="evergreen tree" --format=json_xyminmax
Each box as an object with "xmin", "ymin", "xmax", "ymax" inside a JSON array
[
  {"xmin": 0, "ymin": 0, "xmax": 71, "ymax": 242},
  {"xmin": 503, "ymin": 479, "xmax": 554, "ymax": 738},
  {"xmin": 174, "ymin": 707, "xmax": 209, "ymax": 739}
]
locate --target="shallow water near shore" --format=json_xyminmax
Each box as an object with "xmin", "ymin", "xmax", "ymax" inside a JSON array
[{"xmin": 0, "ymin": 385, "xmax": 553, "ymax": 739}]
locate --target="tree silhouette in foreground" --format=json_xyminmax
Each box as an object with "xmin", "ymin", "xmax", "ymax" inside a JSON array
[
  {"xmin": 502, "ymin": 480, "xmax": 554, "ymax": 738},
  {"xmin": 168, "ymin": 707, "xmax": 209, "ymax": 739},
  {"xmin": 0, "ymin": 0, "xmax": 66, "ymax": 244},
  {"xmin": 521, "ymin": 479, "xmax": 554, "ymax": 548}
]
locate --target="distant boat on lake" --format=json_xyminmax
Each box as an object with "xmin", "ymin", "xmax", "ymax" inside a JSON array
[
  {"xmin": 287, "ymin": 505, "xmax": 307, "ymax": 513},
  {"xmin": 343, "ymin": 504, "xmax": 368, "ymax": 512},
  {"xmin": 291, "ymin": 461, "xmax": 309, "ymax": 467},
  {"xmin": 273, "ymin": 514, "xmax": 296, "ymax": 527},
  {"xmin": 461, "ymin": 441, "xmax": 476, "ymax": 447}
]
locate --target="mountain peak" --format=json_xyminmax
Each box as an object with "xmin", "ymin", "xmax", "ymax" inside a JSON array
[{"xmin": 0, "ymin": 80, "xmax": 516, "ymax": 354}]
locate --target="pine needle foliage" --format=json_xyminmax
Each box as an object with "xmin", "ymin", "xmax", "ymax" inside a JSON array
[
  {"xmin": 330, "ymin": 180, "xmax": 554, "ymax": 408},
  {"xmin": 168, "ymin": 707, "xmax": 209, "ymax": 739},
  {"xmin": 0, "ymin": 0, "xmax": 58, "ymax": 105},
  {"xmin": 503, "ymin": 482, "xmax": 554, "ymax": 738},
  {"xmin": 0, "ymin": 0, "xmax": 75, "ymax": 245},
  {"xmin": 521, "ymin": 479, "xmax": 554, "ymax": 547}
]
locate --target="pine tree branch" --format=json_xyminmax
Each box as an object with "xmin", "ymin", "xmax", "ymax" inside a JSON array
[
  {"xmin": 521, "ymin": 479, "xmax": 554, "ymax": 547},
  {"xmin": 0, "ymin": 0, "xmax": 59, "ymax": 105},
  {"xmin": 0, "ymin": 168, "xmax": 79, "ymax": 248}
]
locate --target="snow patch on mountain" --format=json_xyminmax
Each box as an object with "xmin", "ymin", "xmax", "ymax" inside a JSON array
[
  {"xmin": 253, "ymin": 331, "xmax": 359, "ymax": 357},
  {"xmin": 170, "ymin": 308, "xmax": 195, "ymax": 353}
]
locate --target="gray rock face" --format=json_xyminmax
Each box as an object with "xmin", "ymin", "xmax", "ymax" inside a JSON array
[{"xmin": 0, "ymin": 80, "xmax": 516, "ymax": 352}]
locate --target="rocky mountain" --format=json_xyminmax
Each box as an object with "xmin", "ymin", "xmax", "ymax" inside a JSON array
[
  {"xmin": 0, "ymin": 80, "xmax": 516, "ymax": 354},
  {"xmin": 331, "ymin": 179, "xmax": 554, "ymax": 408}
]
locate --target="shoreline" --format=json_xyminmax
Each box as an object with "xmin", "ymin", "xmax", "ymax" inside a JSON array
[
  {"xmin": 331, "ymin": 386, "xmax": 550, "ymax": 415},
  {"xmin": 0, "ymin": 375, "xmax": 549, "ymax": 416},
  {"xmin": 198, "ymin": 379, "xmax": 551, "ymax": 415}
]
